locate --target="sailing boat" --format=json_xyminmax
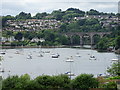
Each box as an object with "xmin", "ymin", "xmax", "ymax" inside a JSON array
[
  {"xmin": 65, "ymin": 56, "xmax": 75, "ymax": 79},
  {"xmin": 0, "ymin": 49, "xmax": 6, "ymax": 55},
  {"xmin": 27, "ymin": 54, "xmax": 32, "ymax": 59},
  {"xmin": 27, "ymin": 52, "xmax": 32, "ymax": 59},
  {"xmin": 89, "ymin": 46, "xmax": 96, "ymax": 60},
  {"xmin": 51, "ymin": 48, "xmax": 60, "ymax": 58},
  {"xmin": 66, "ymin": 56, "xmax": 74, "ymax": 62},
  {"xmin": 89, "ymin": 55, "xmax": 96, "ymax": 60},
  {"xmin": 37, "ymin": 45, "xmax": 43, "ymax": 57},
  {"xmin": 75, "ymin": 52, "xmax": 81, "ymax": 57},
  {"xmin": 51, "ymin": 53, "xmax": 60, "ymax": 58}
]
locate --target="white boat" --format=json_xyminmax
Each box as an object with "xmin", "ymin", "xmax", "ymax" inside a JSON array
[
  {"xmin": 0, "ymin": 52, "xmax": 5, "ymax": 55},
  {"xmin": 38, "ymin": 54, "xmax": 43, "ymax": 57},
  {"xmin": 51, "ymin": 53, "xmax": 60, "ymax": 58},
  {"xmin": 89, "ymin": 55, "xmax": 96, "ymax": 60},
  {"xmin": 66, "ymin": 56, "xmax": 74, "ymax": 62},
  {"xmin": 15, "ymin": 51, "xmax": 20, "ymax": 54},
  {"xmin": 0, "ymin": 68, "xmax": 4, "ymax": 72},
  {"xmin": 66, "ymin": 58, "xmax": 74, "ymax": 62},
  {"xmin": 111, "ymin": 59, "xmax": 118, "ymax": 61},
  {"xmin": 75, "ymin": 53, "xmax": 81, "ymax": 57},
  {"xmin": 27, "ymin": 55, "xmax": 32, "ymax": 59},
  {"xmin": 37, "ymin": 45, "xmax": 44, "ymax": 57},
  {"xmin": 65, "ymin": 71, "xmax": 75, "ymax": 76}
]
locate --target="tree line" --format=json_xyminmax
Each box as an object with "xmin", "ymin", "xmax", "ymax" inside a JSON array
[
  {"xmin": 2, "ymin": 73, "xmax": 118, "ymax": 90},
  {"xmin": 2, "ymin": 8, "xmax": 119, "ymax": 27}
]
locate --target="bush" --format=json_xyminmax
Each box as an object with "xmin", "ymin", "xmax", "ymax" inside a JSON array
[
  {"xmin": 71, "ymin": 74, "xmax": 99, "ymax": 89},
  {"xmin": 101, "ymin": 82, "xmax": 117, "ymax": 89}
]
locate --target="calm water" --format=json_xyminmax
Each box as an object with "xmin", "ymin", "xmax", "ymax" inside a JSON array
[{"xmin": 1, "ymin": 48, "xmax": 118, "ymax": 79}]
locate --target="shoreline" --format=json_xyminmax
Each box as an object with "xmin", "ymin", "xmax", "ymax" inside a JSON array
[
  {"xmin": 1, "ymin": 45, "xmax": 91, "ymax": 49},
  {"xmin": 1, "ymin": 46, "xmax": 119, "ymax": 54}
]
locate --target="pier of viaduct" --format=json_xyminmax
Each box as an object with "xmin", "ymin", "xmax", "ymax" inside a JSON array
[{"xmin": 64, "ymin": 32, "xmax": 112, "ymax": 45}]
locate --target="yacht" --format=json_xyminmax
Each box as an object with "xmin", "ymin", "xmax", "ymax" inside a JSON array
[
  {"xmin": 51, "ymin": 53, "xmax": 60, "ymax": 58},
  {"xmin": 89, "ymin": 55, "xmax": 96, "ymax": 60},
  {"xmin": 66, "ymin": 56, "xmax": 74, "ymax": 62},
  {"xmin": 0, "ymin": 52, "xmax": 5, "ymax": 55},
  {"xmin": 27, "ymin": 55, "xmax": 32, "ymax": 59},
  {"xmin": 15, "ymin": 51, "xmax": 20, "ymax": 54},
  {"xmin": 38, "ymin": 53, "xmax": 43, "ymax": 57},
  {"xmin": 65, "ymin": 71, "xmax": 75, "ymax": 76},
  {"xmin": 75, "ymin": 53, "xmax": 81, "ymax": 57},
  {"xmin": 111, "ymin": 58, "xmax": 118, "ymax": 61}
]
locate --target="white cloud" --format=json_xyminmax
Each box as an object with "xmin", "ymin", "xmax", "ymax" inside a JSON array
[{"xmin": 1, "ymin": 0, "xmax": 119, "ymax": 16}]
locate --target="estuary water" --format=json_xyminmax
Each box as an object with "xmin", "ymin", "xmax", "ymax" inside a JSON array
[{"xmin": 1, "ymin": 48, "xmax": 118, "ymax": 79}]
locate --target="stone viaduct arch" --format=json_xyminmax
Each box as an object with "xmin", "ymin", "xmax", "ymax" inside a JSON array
[{"xmin": 64, "ymin": 32, "xmax": 112, "ymax": 45}]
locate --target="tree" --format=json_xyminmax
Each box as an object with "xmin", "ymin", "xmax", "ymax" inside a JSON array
[
  {"xmin": 115, "ymin": 36, "xmax": 120, "ymax": 49},
  {"xmin": 2, "ymin": 75, "xmax": 19, "ymax": 90},
  {"xmin": 34, "ymin": 75, "xmax": 54, "ymax": 88},
  {"xmin": 2, "ymin": 74, "xmax": 31, "ymax": 90},
  {"xmin": 87, "ymin": 9, "xmax": 100, "ymax": 15},
  {"xmin": 16, "ymin": 12, "xmax": 31, "ymax": 19},
  {"xmin": 72, "ymin": 35, "xmax": 80, "ymax": 45},
  {"xmin": 59, "ymin": 23, "xmax": 68, "ymax": 32},
  {"xmin": 71, "ymin": 74, "xmax": 99, "ymax": 89},
  {"xmin": 107, "ymin": 62, "xmax": 120, "ymax": 76},
  {"xmin": 77, "ymin": 19, "xmax": 86, "ymax": 26},
  {"xmin": 47, "ymin": 74, "xmax": 70, "ymax": 88},
  {"xmin": 97, "ymin": 38, "xmax": 108, "ymax": 51},
  {"xmin": 2, "ymin": 15, "xmax": 15, "ymax": 27},
  {"xmin": 85, "ymin": 18, "xmax": 99, "ymax": 25},
  {"xmin": 101, "ymin": 82, "xmax": 117, "ymax": 89},
  {"xmin": 51, "ymin": 9, "xmax": 64, "ymax": 20},
  {"xmin": 2, "ymin": 30, "xmax": 13, "ymax": 38},
  {"xmin": 33, "ymin": 12, "xmax": 47, "ymax": 19},
  {"xmin": 66, "ymin": 8, "xmax": 85, "ymax": 15},
  {"xmin": 14, "ymin": 32, "xmax": 23, "ymax": 41}
]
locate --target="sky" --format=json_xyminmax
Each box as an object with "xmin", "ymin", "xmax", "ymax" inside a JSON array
[{"xmin": 1, "ymin": 0, "xmax": 120, "ymax": 16}]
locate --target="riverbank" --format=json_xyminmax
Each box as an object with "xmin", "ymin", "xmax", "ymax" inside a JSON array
[
  {"xmin": 1, "ymin": 45, "xmax": 119, "ymax": 54},
  {"xmin": 1, "ymin": 45, "xmax": 91, "ymax": 49}
]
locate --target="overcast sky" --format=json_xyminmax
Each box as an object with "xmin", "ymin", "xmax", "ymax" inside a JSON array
[{"xmin": 1, "ymin": 0, "xmax": 120, "ymax": 16}]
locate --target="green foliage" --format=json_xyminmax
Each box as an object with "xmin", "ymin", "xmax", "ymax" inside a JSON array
[
  {"xmin": 71, "ymin": 74, "xmax": 99, "ymax": 89},
  {"xmin": 33, "ymin": 12, "xmax": 47, "ymax": 19},
  {"xmin": 66, "ymin": 8, "xmax": 85, "ymax": 15},
  {"xmin": 59, "ymin": 18, "xmax": 102, "ymax": 32},
  {"xmin": 2, "ymin": 74, "xmax": 101, "ymax": 90},
  {"xmin": 16, "ymin": 12, "xmax": 31, "ymax": 19},
  {"xmin": 2, "ymin": 31, "xmax": 14, "ymax": 38},
  {"xmin": 2, "ymin": 74, "xmax": 31, "ymax": 90},
  {"xmin": 51, "ymin": 74, "xmax": 71, "ymax": 88},
  {"xmin": 101, "ymin": 82, "xmax": 117, "ymax": 89},
  {"xmin": 107, "ymin": 62, "xmax": 120, "ymax": 76},
  {"xmin": 2, "ymin": 15, "xmax": 15, "ymax": 27},
  {"xmin": 14, "ymin": 32, "xmax": 23, "ymax": 41},
  {"xmin": 72, "ymin": 35, "xmax": 80, "ymax": 45},
  {"xmin": 107, "ymin": 76, "xmax": 120, "ymax": 80},
  {"xmin": 85, "ymin": 18, "xmax": 99, "ymax": 25},
  {"xmin": 96, "ymin": 37, "xmax": 115, "ymax": 51},
  {"xmin": 115, "ymin": 36, "xmax": 120, "ymax": 49},
  {"xmin": 87, "ymin": 9, "xmax": 100, "ymax": 15},
  {"xmin": 2, "ymin": 75, "xmax": 19, "ymax": 90},
  {"xmin": 51, "ymin": 9, "xmax": 64, "ymax": 20},
  {"xmin": 97, "ymin": 38, "xmax": 108, "ymax": 51}
]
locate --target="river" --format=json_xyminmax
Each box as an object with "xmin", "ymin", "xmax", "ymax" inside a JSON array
[{"xmin": 0, "ymin": 48, "xmax": 118, "ymax": 79}]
